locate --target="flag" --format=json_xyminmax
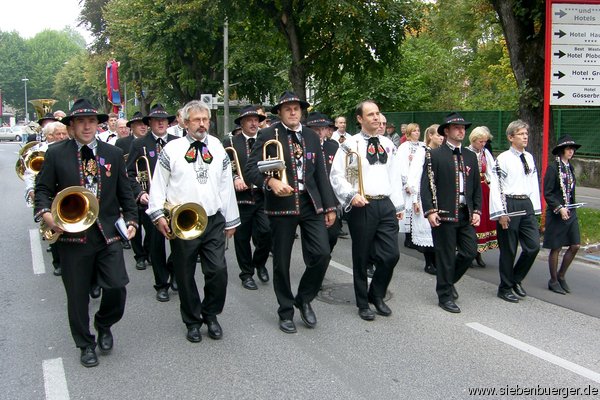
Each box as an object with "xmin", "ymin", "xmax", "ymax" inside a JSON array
[{"xmin": 106, "ymin": 60, "xmax": 121, "ymax": 114}]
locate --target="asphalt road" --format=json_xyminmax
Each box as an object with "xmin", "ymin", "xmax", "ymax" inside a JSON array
[{"xmin": 1, "ymin": 142, "xmax": 599, "ymax": 400}]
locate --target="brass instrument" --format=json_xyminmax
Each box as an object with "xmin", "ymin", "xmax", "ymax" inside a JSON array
[
  {"xmin": 345, "ymin": 145, "xmax": 365, "ymax": 197},
  {"xmin": 135, "ymin": 147, "xmax": 152, "ymax": 192},
  {"xmin": 24, "ymin": 150, "xmax": 45, "ymax": 175},
  {"xmin": 164, "ymin": 202, "xmax": 208, "ymax": 240},
  {"xmin": 259, "ymin": 129, "xmax": 292, "ymax": 197},
  {"xmin": 15, "ymin": 158, "xmax": 26, "ymax": 181},
  {"xmin": 16, "ymin": 141, "xmax": 40, "ymax": 180},
  {"xmin": 39, "ymin": 186, "xmax": 100, "ymax": 243},
  {"xmin": 29, "ymin": 99, "xmax": 57, "ymax": 120},
  {"xmin": 224, "ymin": 145, "xmax": 243, "ymax": 182}
]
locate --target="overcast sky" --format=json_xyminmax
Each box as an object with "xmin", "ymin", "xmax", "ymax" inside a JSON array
[{"xmin": 0, "ymin": 0, "xmax": 91, "ymax": 43}]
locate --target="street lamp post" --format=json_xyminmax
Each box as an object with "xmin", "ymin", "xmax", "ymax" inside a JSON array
[{"xmin": 22, "ymin": 77, "xmax": 29, "ymax": 123}]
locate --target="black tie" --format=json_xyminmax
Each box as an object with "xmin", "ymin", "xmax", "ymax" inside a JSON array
[
  {"xmin": 81, "ymin": 145, "xmax": 94, "ymax": 162},
  {"xmin": 520, "ymin": 153, "xmax": 530, "ymax": 175},
  {"xmin": 156, "ymin": 138, "xmax": 166, "ymax": 153},
  {"xmin": 247, "ymin": 138, "xmax": 255, "ymax": 150},
  {"xmin": 453, "ymin": 147, "xmax": 462, "ymax": 171},
  {"xmin": 366, "ymin": 136, "xmax": 387, "ymax": 165}
]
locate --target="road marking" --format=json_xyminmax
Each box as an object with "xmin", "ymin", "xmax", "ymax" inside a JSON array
[
  {"xmin": 30, "ymin": 229, "xmax": 46, "ymax": 275},
  {"xmin": 329, "ymin": 260, "xmax": 353, "ymax": 275},
  {"xmin": 467, "ymin": 322, "xmax": 600, "ymax": 384},
  {"xmin": 43, "ymin": 358, "xmax": 70, "ymax": 400}
]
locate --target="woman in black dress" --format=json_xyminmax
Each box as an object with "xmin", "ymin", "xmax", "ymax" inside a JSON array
[{"xmin": 543, "ymin": 135, "xmax": 582, "ymax": 295}]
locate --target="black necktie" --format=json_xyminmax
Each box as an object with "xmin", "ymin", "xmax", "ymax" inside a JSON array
[
  {"xmin": 520, "ymin": 153, "xmax": 530, "ymax": 175},
  {"xmin": 81, "ymin": 144, "xmax": 94, "ymax": 162},
  {"xmin": 156, "ymin": 138, "xmax": 165, "ymax": 154},
  {"xmin": 247, "ymin": 138, "xmax": 255, "ymax": 150},
  {"xmin": 107, "ymin": 133, "xmax": 116, "ymax": 142},
  {"xmin": 81, "ymin": 145, "xmax": 98, "ymax": 180},
  {"xmin": 366, "ymin": 136, "xmax": 387, "ymax": 165},
  {"xmin": 453, "ymin": 147, "xmax": 462, "ymax": 171}
]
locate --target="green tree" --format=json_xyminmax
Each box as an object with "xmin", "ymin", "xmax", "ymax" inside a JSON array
[{"xmin": 0, "ymin": 31, "xmax": 30, "ymax": 117}]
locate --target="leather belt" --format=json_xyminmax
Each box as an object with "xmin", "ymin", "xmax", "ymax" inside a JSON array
[
  {"xmin": 506, "ymin": 194, "xmax": 529, "ymax": 200},
  {"xmin": 365, "ymin": 195, "xmax": 388, "ymax": 200}
]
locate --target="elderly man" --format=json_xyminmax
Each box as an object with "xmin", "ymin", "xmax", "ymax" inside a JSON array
[
  {"xmin": 331, "ymin": 116, "xmax": 351, "ymax": 144},
  {"xmin": 246, "ymin": 91, "xmax": 337, "ymax": 334},
  {"xmin": 167, "ymin": 109, "xmax": 186, "ymax": 137},
  {"xmin": 223, "ymin": 105, "xmax": 271, "ymax": 290}
]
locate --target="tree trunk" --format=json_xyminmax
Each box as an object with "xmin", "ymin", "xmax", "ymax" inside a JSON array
[{"xmin": 278, "ymin": 8, "xmax": 307, "ymax": 100}]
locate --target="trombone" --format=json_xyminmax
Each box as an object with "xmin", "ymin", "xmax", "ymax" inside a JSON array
[
  {"xmin": 135, "ymin": 147, "xmax": 152, "ymax": 192},
  {"xmin": 258, "ymin": 129, "xmax": 292, "ymax": 197},
  {"xmin": 345, "ymin": 146, "xmax": 365, "ymax": 197},
  {"xmin": 164, "ymin": 202, "xmax": 208, "ymax": 240},
  {"xmin": 224, "ymin": 145, "xmax": 244, "ymax": 182},
  {"xmin": 39, "ymin": 186, "xmax": 100, "ymax": 243}
]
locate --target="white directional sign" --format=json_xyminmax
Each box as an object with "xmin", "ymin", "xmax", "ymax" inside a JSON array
[{"xmin": 551, "ymin": 3, "xmax": 600, "ymax": 106}]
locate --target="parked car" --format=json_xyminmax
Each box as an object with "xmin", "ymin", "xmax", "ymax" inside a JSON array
[{"xmin": 0, "ymin": 126, "xmax": 23, "ymax": 142}]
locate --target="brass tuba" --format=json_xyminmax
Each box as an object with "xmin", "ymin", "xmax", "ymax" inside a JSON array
[
  {"xmin": 24, "ymin": 150, "xmax": 45, "ymax": 175},
  {"xmin": 164, "ymin": 202, "xmax": 208, "ymax": 240},
  {"xmin": 39, "ymin": 186, "xmax": 100, "ymax": 243},
  {"xmin": 259, "ymin": 129, "xmax": 292, "ymax": 197},
  {"xmin": 16, "ymin": 141, "xmax": 40, "ymax": 180},
  {"xmin": 345, "ymin": 146, "xmax": 365, "ymax": 197},
  {"xmin": 135, "ymin": 147, "xmax": 152, "ymax": 192},
  {"xmin": 224, "ymin": 145, "xmax": 243, "ymax": 182},
  {"xmin": 29, "ymin": 99, "xmax": 57, "ymax": 121}
]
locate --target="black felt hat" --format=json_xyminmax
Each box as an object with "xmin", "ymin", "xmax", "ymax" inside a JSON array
[
  {"xmin": 61, "ymin": 99, "xmax": 109, "ymax": 126},
  {"xmin": 552, "ymin": 135, "xmax": 582, "ymax": 155},
  {"xmin": 126, "ymin": 111, "xmax": 145, "ymax": 127},
  {"xmin": 306, "ymin": 112, "xmax": 334, "ymax": 128},
  {"xmin": 234, "ymin": 105, "xmax": 266, "ymax": 125},
  {"xmin": 437, "ymin": 112, "xmax": 472, "ymax": 135},
  {"xmin": 37, "ymin": 112, "xmax": 58, "ymax": 125},
  {"xmin": 270, "ymin": 91, "xmax": 310, "ymax": 114},
  {"xmin": 142, "ymin": 104, "xmax": 175, "ymax": 125}
]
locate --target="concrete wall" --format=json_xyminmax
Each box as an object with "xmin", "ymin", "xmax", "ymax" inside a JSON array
[{"xmin": 571, "ymin": 158, "xmax": 600, "ymax": 188}]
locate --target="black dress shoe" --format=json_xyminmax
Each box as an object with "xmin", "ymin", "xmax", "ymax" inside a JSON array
[
  {"xmin": 156, "ymin": 287, "xmax": 170, "ymax": 302},
  {"xmin": 451, "ymin": 285, "xmax": 459, "ymax": 300},
  {"xmin": 80, "ymin": 347, "xmax": 99, "ymax": 367},
  {"xmin": 369, "ymin": 297, "xmax": 392, "ymax": 316},
  {"xmin": 513, "ymin": 283, "xmax": 527, "ymax": 297},
  {"xmin": 367, "ymin": 266, "xmax": 375, "ymax": 279},
  {"xmin": 46, "ymin": 245, "xmax": 53, "ymax": 253},
  {"xmin": 170, "ymin": 279, "xmax": 178, "ymax": 292},
  {"xmin": 279, "ymin": 319, "xmax": 297, "ymax": 334},
  {"xmin": 242, "ymin": 277, "xmax": 258, "ymax": 290},
  {"xmin": 358, "ymin": 307, "xmax": 375, "ymax": 321},
  {"xmin": 53, "ymin": 267, "xmax": 62, "ymax": 276},
  {"xmin": 296, "ymin": 302, "xmax": 317, "ymax": 328},
  {"xmin": 257, "ymin": 266, "xmax": 269, "ymax": 283},
  {"xmin": 186, "ymin": 326, "xmax": 202, "ymax": 343},
  {"xmin": 339, "ymin": 230, "xmax": 349, "ymax": 238},
  {"xmin": 90, "ymin": 285, "xmax": 101, "ymax": 299},
  {"xmin": 475, "ymin": 253, "xmax": 486, "ymax": 268},
  {"xmin": 497, "ymin": 290, "xmax": 519, "ymax": 303},
  {"xmin": 122, "ymin": 242, "xmax": 131, "ymax": 249},
  {"xmin": 439, "ymin": 300, "xmax": 461, "ymax": 313},
  {"xmin": 557, "ymin": 277, "xmax": 571, "ymax": 293},
  {"xmin": 424, "ymin": 264, "xmax": 436, "ymax": 275},
  {"xmin": 205, "ymin": 319, "xmax": 223, "ymax": 340},
  {"xmin": 97, "ymin": 328, "xmax": 113, "ymax": 353},
  {"xmin": 548, "ymin": 280, "xmax": 566, "ymax": 295},
  {"xmin": 135, "ymin": 260, "xmax": 146, "ymax": 270}
]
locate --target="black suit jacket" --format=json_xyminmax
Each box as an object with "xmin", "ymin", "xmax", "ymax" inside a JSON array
[
  {"xmin": 114, "ymin": 135, "xmax": 134, "ymax": 157},
  {"xmin": 34, "ymin": 139, "xmax": 138, "ymax": 244},
  {"xmin": 223, "ymin": 133, "xmax": 263, "ymax": 205},
  {"xmin": 126, "ymin": 133, "xmax": 178, "ymax": 202},
  {"xmin": 322, "ymin": 138, "xmax": 339, "ymax": 176},
  {"xmin": 420, "ymin": 144, "xmax": 482, "ymax": 222},
  {"xmin": 544, "ymin": 160, "xmax": 576, "ymax": 212},
  {"xmin": 245, "ymin": 124, "xmax": 337, "ymax": 216}
]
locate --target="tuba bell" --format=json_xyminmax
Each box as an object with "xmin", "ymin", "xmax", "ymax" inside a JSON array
[
  {"xmin": 135, "ymin": 147, "xmax": 152, "ymax": 192},
  {"xmin": 345, "ymin": 145, "xmax": 365, "ymax": 197},
  {"xmin": 164, "ymin": 202, "xmax": 208, "ymax": 240},
  {"xmin": 224, "ymin": 145, "xmax": 243, "ymax": 182},
  {"xmin": 39, "ymin": 186, "xmax": 100, "ymax": 243},
  {"xmin": 257, "ymin": 129, "xmax": 292, "ymax": 197},
  {"xmin": 29, "ymin": 99, "xmax": 57, "ymax": 121},
  {"xmin": 16, "ymin": 141, "xmax": 40, "ymax": 180},
  {"xmin": 24, "ymin": 150, "xmax": 45, "ymax": 175}
]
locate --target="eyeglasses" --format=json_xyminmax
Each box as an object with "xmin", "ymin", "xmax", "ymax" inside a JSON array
[{"xmin": 513, "ymin": 132, "xmax": 529, "ymax": 136}]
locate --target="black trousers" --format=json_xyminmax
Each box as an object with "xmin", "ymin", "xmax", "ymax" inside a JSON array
[
  {"xmin": 131, "ymin": 207, "xmax": 152, "ymax": 262},
  {"xmin": 149, "ymin": 224, "xmax": 173, "ymax": 290},
  {"xmin": 170, "ymin": 213, "xmax": 228, "ymax": 327},
  {"xmin": 327, "ymin": 211, "xmax": 342, "ymax": 253},
  {"xmin": 233, "ymin": 197, "xmax": 271, "ymax": 281},
  {"xmin": 268, "ymin": 193, "xmax": 330, "ymax": 320},
  {"xmin": 431, "ymin": 207, "xmax": 477, "ymax": 303},
  {"xmin": 347, "ymin": 198, "xmax": 399, "ymax": 309},
  {"xmin": 50, "ymin": 244, "xmax": 60, "ymax": 269},
  {"xmin": 496, "ymin": 198, "xmax": 540, "ymax": 292},
  {"xmin": 57, "ymin": 226, "xmax": 128, "ymax": 349}
]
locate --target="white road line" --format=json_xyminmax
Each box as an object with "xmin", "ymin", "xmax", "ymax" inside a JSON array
[
  {"xmin": 329, "ymin": 260, "xmax": 353, "ymax": 275},
  {"xmin": 30, "ymin": 229, "xmax": 46, "ymax": 275},
  {"xmin": 43, "ymin": 358, "xmax": 70, "ymax": 400},
  {"xmin": 467, "ymin": 322, "xmax": 600, "ymax": 384}
]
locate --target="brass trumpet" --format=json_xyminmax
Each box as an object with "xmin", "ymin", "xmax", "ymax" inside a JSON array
[
  {"xmin": 39, "ymin": 186, "xmax": 100, "ymax": 243},
  {"xmin": 258, "ymin": 129, "xmax": 292, "ymax": 197},
  {"xmin": 135, "ymin": 147, "xmax": 152, "ymax": 192},
  {"xmin": 345, "ymin": 147, "xmax": 365, "ymax": 197},
  {"xmin": 224, "ymin": 146, "xmax": 243, "ymax": 182},
  {"xmin": 164, "ymin": 202, "xmax": 208, "ymax": 240}
]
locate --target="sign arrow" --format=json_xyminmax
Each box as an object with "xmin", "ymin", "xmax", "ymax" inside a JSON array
[
  {"xmin": 553, "ymin": 91, "xmax": 565, "ymax": 99},
  {"xmin": 554, "ymin": 30, "xmax": 566, "ymax": 38},
  {"xmin": 553, "ymin": 50, "xmax": 566, "ymax": 58},
  {"xmin": 554, "ymin": 9, "xmax": 567, "ymax": 18},
  {"xmin": 553, "ymin": 71, "xmax": 565, "ymax": 79}
]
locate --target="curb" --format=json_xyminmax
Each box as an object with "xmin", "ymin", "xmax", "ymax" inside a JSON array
[{"xmin": 537, "ymin": 243, "xmax": 600, "ymax": 267}]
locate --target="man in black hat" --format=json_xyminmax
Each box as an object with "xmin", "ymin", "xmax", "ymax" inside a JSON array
[
  {"xmin": 127, "ymin": 104, "xmax": 178, "ymax": 301},
  {"xmin": 420, "ymin": 112, "xmax": 481, "ymax": 314},
  {"xmin": 223, "ymin": 105, "xmax": 271, "ymax": 290},
  {"xmin": 489, "ymin": 119, "xmax": 541, "ymax": 303},
  {"xmin": 245, "ymin": 91, "xmax": 337, "ymax": 334},
  {"xmin": 34, "ymin": 98, "xmax": 138, "ymax": 367}
]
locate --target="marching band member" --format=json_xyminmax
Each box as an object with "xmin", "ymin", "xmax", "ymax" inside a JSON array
[
  {"xmin": 147, "ymin": 99, "xmax": 239, "ymax": 343},
  {"xmin": 489, "ymin": 119, "xmax": 541, "ymax": 303},
  {"xmin": 331, "ymin": 116, "xmax": 351, "ymax": 144},
  {"xmin": 420, "ymin": 113, "xmax": 481, "ymax": 314},
  {"xmin": 245, "ymin": 91, "xmax": 337, "ymax": 334},
  {"xmin": 330, "ymin": 100, "xmax": 404, "ymax": 321}
]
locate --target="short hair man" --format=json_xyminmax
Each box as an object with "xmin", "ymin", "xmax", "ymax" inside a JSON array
[
  {"xmin": 167, "ymin": 109, "xmax": 186, "ymax": 137},
  {"xmin": 331, "ymin": 116, "xmax": 351, "ymax": 144},
  {"xmin": 97, "ymin": 113, "xmax": 119, "ymax": 143}
]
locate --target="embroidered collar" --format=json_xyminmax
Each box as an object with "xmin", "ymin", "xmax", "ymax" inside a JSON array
[
  {"xmin": 509, "ymin": 147, "xmax": 525, "ymax": 157},
  {"xmin": 151, "ymin": 132, "xmax": 168, "ymax": 141},
  {"xmin": 76, "ymin": 139, "xmax": 98, "ymax": 152},
  {"xmin": 446, "ymin": 142, "xmax": 461, "ymax": 152}
]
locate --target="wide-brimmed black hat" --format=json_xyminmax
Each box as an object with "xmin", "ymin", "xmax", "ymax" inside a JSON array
[
  {"xmin": 437, "ymin": 112, "xmax": 472, "ymax": 135},
  {"xmin": 270, "ymin": 91, "xmax": 310, "ymax": 114},
  {"xmin": 234, "ymin": 105, "xmax": 266, "ymax": 125},
  {"xmin": 126, "ymin": 111, "xmax": 145, "ymax": 127},
  {"xmin": 37, "ymin": 112, "xmax": 58, "ymax": 125},
  {"xmin": 142, "ymin": 104, "xmax": 175, "ymax": 125},
  {"xmin": 306, "ymin": 112, "xmax": 334, "ymax": 128},
  {"xmin": 552, "ymin": 135, "xmax": 582, "ymax": 155},
  {"xmin": 61, "ymin": 98, "xmax": 109, "ymax": 126}
]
